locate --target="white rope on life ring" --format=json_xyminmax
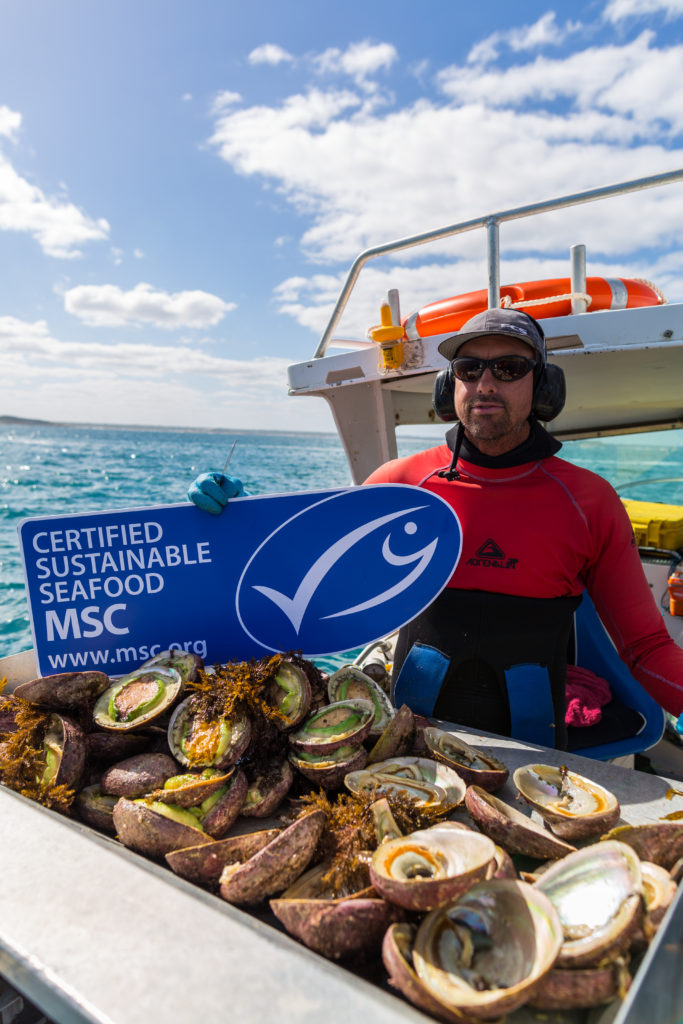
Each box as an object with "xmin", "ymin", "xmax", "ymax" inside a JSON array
[{"xmin": 500, "ymin": 292, "xmax": 593, "ymax": 310}]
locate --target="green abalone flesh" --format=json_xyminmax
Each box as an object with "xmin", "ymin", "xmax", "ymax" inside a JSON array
[
  {"xmin": 94, "ymin": 667, "xmax": 184, "ymax": 731},
  {"xmin": 153, "ymin": 767, "xmax": 249, "ymax": 838},
  {"xmin": 240, "ymin": 759, "xmax": 294, "ymax": 817},
  {"xmin": 289, "ymin": 699, "xmax": 375, "ymax": 755},
  {"xmin": 263, "ymin": 660, "xmax": 312, "ymax": 729},
  {"xmin": 289, "ymin": 744, "xmax": 368, "ymax": 789},
  {"xmin": 75, "ymin": 784, "xmax": 118, "ymax": 834},
  {"xmin": 327, "ymin": 666, "xmax": 393, "ymax": 736},
  {"xmin": 112, "ymin": 796, "xmax": 211, "ymax": 858},
  {"xmin": 167, "ymin": 696, "xmax": 251, "ymax": 769},
  {"xmin": 41, "ymin": 714, "xmax": 87, "ymax": 790}
]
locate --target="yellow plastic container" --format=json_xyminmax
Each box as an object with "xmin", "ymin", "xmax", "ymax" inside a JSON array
[{"xmin": 621, "ymin": 498, "xmax": 683, "ymax": 550}]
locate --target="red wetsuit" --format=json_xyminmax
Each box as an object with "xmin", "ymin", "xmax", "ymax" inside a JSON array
[{"xmin": 366, "ymin": 428, "xmax": 683, "ymax": 744}]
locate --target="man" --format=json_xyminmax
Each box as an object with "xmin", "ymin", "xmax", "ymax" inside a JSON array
[
  {"xmin": 190, "ymin": 308, "xmax": 683, "ymax": 749},
  {"xmin": 364, "ymin": 307, "xmax": 683, "ymax": 747}
]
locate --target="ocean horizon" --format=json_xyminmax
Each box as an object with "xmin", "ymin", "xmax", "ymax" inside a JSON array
[
  {"xmin": 0, "ymin": 413, "xmax": 346, "ymax": 438},
  {"xmin": 2, "ymin": 418, "xmax": 682, "ymax": 663}
]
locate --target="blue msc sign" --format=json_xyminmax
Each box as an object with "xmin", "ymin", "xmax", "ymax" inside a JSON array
[{"xmin": 19, "ymin": 485, "xmax": 462, "ymax": 677}]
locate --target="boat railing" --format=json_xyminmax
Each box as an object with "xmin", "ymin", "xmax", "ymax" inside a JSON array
[{"xmin": 313, "ymin": 167, "xmax": 683, "ymax": 359}]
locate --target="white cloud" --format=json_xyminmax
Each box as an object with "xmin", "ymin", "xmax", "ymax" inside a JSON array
[
  {"xmin": 248, "ymin": 43, "xmax": 294, "ymax": 66},
  {"xmin": 314, "ymin": 41, "xmax": 397, "ymax": 85},
  {"xmin": 439, "ymin": 31, "xmax": 683, "ymax": 143},
  {"xmin": 62, "ymin": 282, "xmax": 236, "ymax": 328},
  {"xmin": 0, "ymin": 106, "xmax": 109, "ymax": 258},
  {"xmin": 0, "ymin": 105, "xmax": 21, "ymax": 139},
  {"xmin": 211, "ymin": 90, "xmax": 242, "ymax": 114},
  {"xmin": 0, "ymin": 315, "xmax": 317, "ymax": 430},
  {"xmin": 0, "ymin": 316, "xmax": 56, "ymax": 349},
  {"xmin": 441, "ymin": 30, "xmax": 674, "ymax": 116},
  {"xmin": 205, "ymin": 19, "xmax": 683, "ymax": 277},
  {"xmin": 604, "ymin": 0, "xmax": 683, "ymax": 21},
  {"xmin": 467, "ymin": 36, "xmax": 503, "ymax": 65},
  {"xmin": 209, "ymin": 78, "xmax": 683, "ymax": 267},
  {"xmin": 209, "ymin": 89, "xmax": 364, "ymax": 197},
  {"xmin": 0, "ymin": 154, "xmax": 110, "ymax": 258},
  {"xmin": 469, "ymin": 13, "xmax": 582, "ymax": 65},
  {"xmin": 509, "ymin": 12, "xmax": 581, "ymax": 50},
  {"xmin": 245, "ymin": 40, "xmax": 397, "ymax": 89},
  {"xmin": 0, "ymin": 315, "xmax": 282, "ymax": 378}
]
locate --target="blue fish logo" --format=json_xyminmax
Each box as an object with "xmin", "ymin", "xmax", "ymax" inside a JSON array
[{"xmin": 235, "ymin": 485, "xmax": 461, "ymax": 656}]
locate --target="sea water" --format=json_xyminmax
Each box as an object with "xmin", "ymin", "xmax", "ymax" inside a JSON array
[{"xmin": 1, "ymin": 421, "xmax": 683, "ymax": 662}]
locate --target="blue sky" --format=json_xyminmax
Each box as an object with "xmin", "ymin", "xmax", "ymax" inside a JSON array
[{"xmin": 1, "ymin": 0, "xmax": 683, "ymax": 432}]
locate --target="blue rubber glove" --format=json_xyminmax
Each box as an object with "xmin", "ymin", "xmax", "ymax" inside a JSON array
[{"xmin": 187, "ymin": 472, "xmax": 247, "ymax": 515}]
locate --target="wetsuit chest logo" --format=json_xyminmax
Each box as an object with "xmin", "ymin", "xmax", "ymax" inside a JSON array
[{"xmin": 467, "ymin": 538, "xmax": 518, "ymax": 570}]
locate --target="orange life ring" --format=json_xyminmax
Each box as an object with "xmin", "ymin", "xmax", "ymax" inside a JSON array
[{"xmin": 403, "ymin": 277, "xmax": 665, "ymax": 340}]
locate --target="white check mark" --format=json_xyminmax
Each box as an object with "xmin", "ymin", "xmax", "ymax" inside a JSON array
[{"xmin": 252, "ymin": 506, "xmax": 427, "ymax": 634}]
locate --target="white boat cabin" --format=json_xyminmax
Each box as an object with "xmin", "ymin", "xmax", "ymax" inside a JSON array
[{"xmin": 288, "ymin": 170, "xmax": 683, "ymax": 485}]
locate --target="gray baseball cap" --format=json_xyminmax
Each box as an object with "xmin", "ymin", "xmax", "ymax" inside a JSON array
[{"xmin": 437, "ymin": 308, "xmax": 546, "ymax": 364}]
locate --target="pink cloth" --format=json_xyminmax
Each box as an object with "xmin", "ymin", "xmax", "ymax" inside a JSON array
[{"xmin": 565, "ymin": 665, "xmax": 612, "ymax": 727}]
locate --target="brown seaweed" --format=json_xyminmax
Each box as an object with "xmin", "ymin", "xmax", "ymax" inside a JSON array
[{"xmin": 0, "ymin": 695, "xmax": 76, "ymax": 812}]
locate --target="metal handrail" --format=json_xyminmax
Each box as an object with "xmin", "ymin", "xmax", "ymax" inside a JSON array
[
  {"xmin": 313, "ymin": 168, "xmax": 683, "ymax": 359},
  {"xmin": 616, "ymin": 476, "xmax": 683, "ymax": 493}
]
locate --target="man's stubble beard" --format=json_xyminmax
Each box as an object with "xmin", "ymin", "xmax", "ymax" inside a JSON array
[{"xmin": 459, "ymin": 399, "xmax": 515, "ymax": 442}]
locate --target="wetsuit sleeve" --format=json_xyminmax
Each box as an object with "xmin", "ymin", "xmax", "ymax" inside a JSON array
[
  {"xmin": 584, "ymin": 484, "xmax": 683, "ymax": 716},
  {"xmin": 364, "ymin": 446, "xmax": 452, "ymax": 485},
  {"xmin": 364, "ymin": 462, "xmax": 402, "ymax": 484}
]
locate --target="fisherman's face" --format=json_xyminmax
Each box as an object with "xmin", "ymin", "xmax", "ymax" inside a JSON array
[{"xmin": 453, "ymin": 334, "xmax": 535, "ymax": 456}]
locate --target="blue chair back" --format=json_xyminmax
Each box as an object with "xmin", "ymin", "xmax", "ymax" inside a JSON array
[{"xmin": 569, "ymin": 592, "xmax": 665, "ymax": 760}]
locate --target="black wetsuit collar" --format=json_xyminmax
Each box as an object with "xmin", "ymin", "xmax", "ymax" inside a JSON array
[{"xmin": 445, "ymin": 419, "xmax": 562, "ymax": 469}]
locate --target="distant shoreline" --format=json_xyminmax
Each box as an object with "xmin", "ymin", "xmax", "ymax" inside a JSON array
[
  {"xmin": 0, "ymin": 414, "xmax": 340, "ymax": 438},
  {"xmin": 2, "ymin": 414, "xmax": 681, "ymax": 446},
  {"xmin": 0, "ymin": 414, "xmax": 59, "ymax": 427}
]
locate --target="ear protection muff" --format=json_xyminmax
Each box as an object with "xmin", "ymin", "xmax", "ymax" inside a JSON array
[
  {"xmin": 525, "ymin": 315, "xmax": 566, "ymax": 421},
  {"xmin": 432, "ymin": 366, "xmax": 458, "ymax": 422},
  {"xmin": 532, "ymin": 363, "xmax": 565, "ymax": 421}
]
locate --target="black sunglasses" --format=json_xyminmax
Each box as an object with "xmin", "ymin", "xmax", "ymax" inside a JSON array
[{"xmin": 450, "ymin": 355, "xmax": 537, "ymax": 383}]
